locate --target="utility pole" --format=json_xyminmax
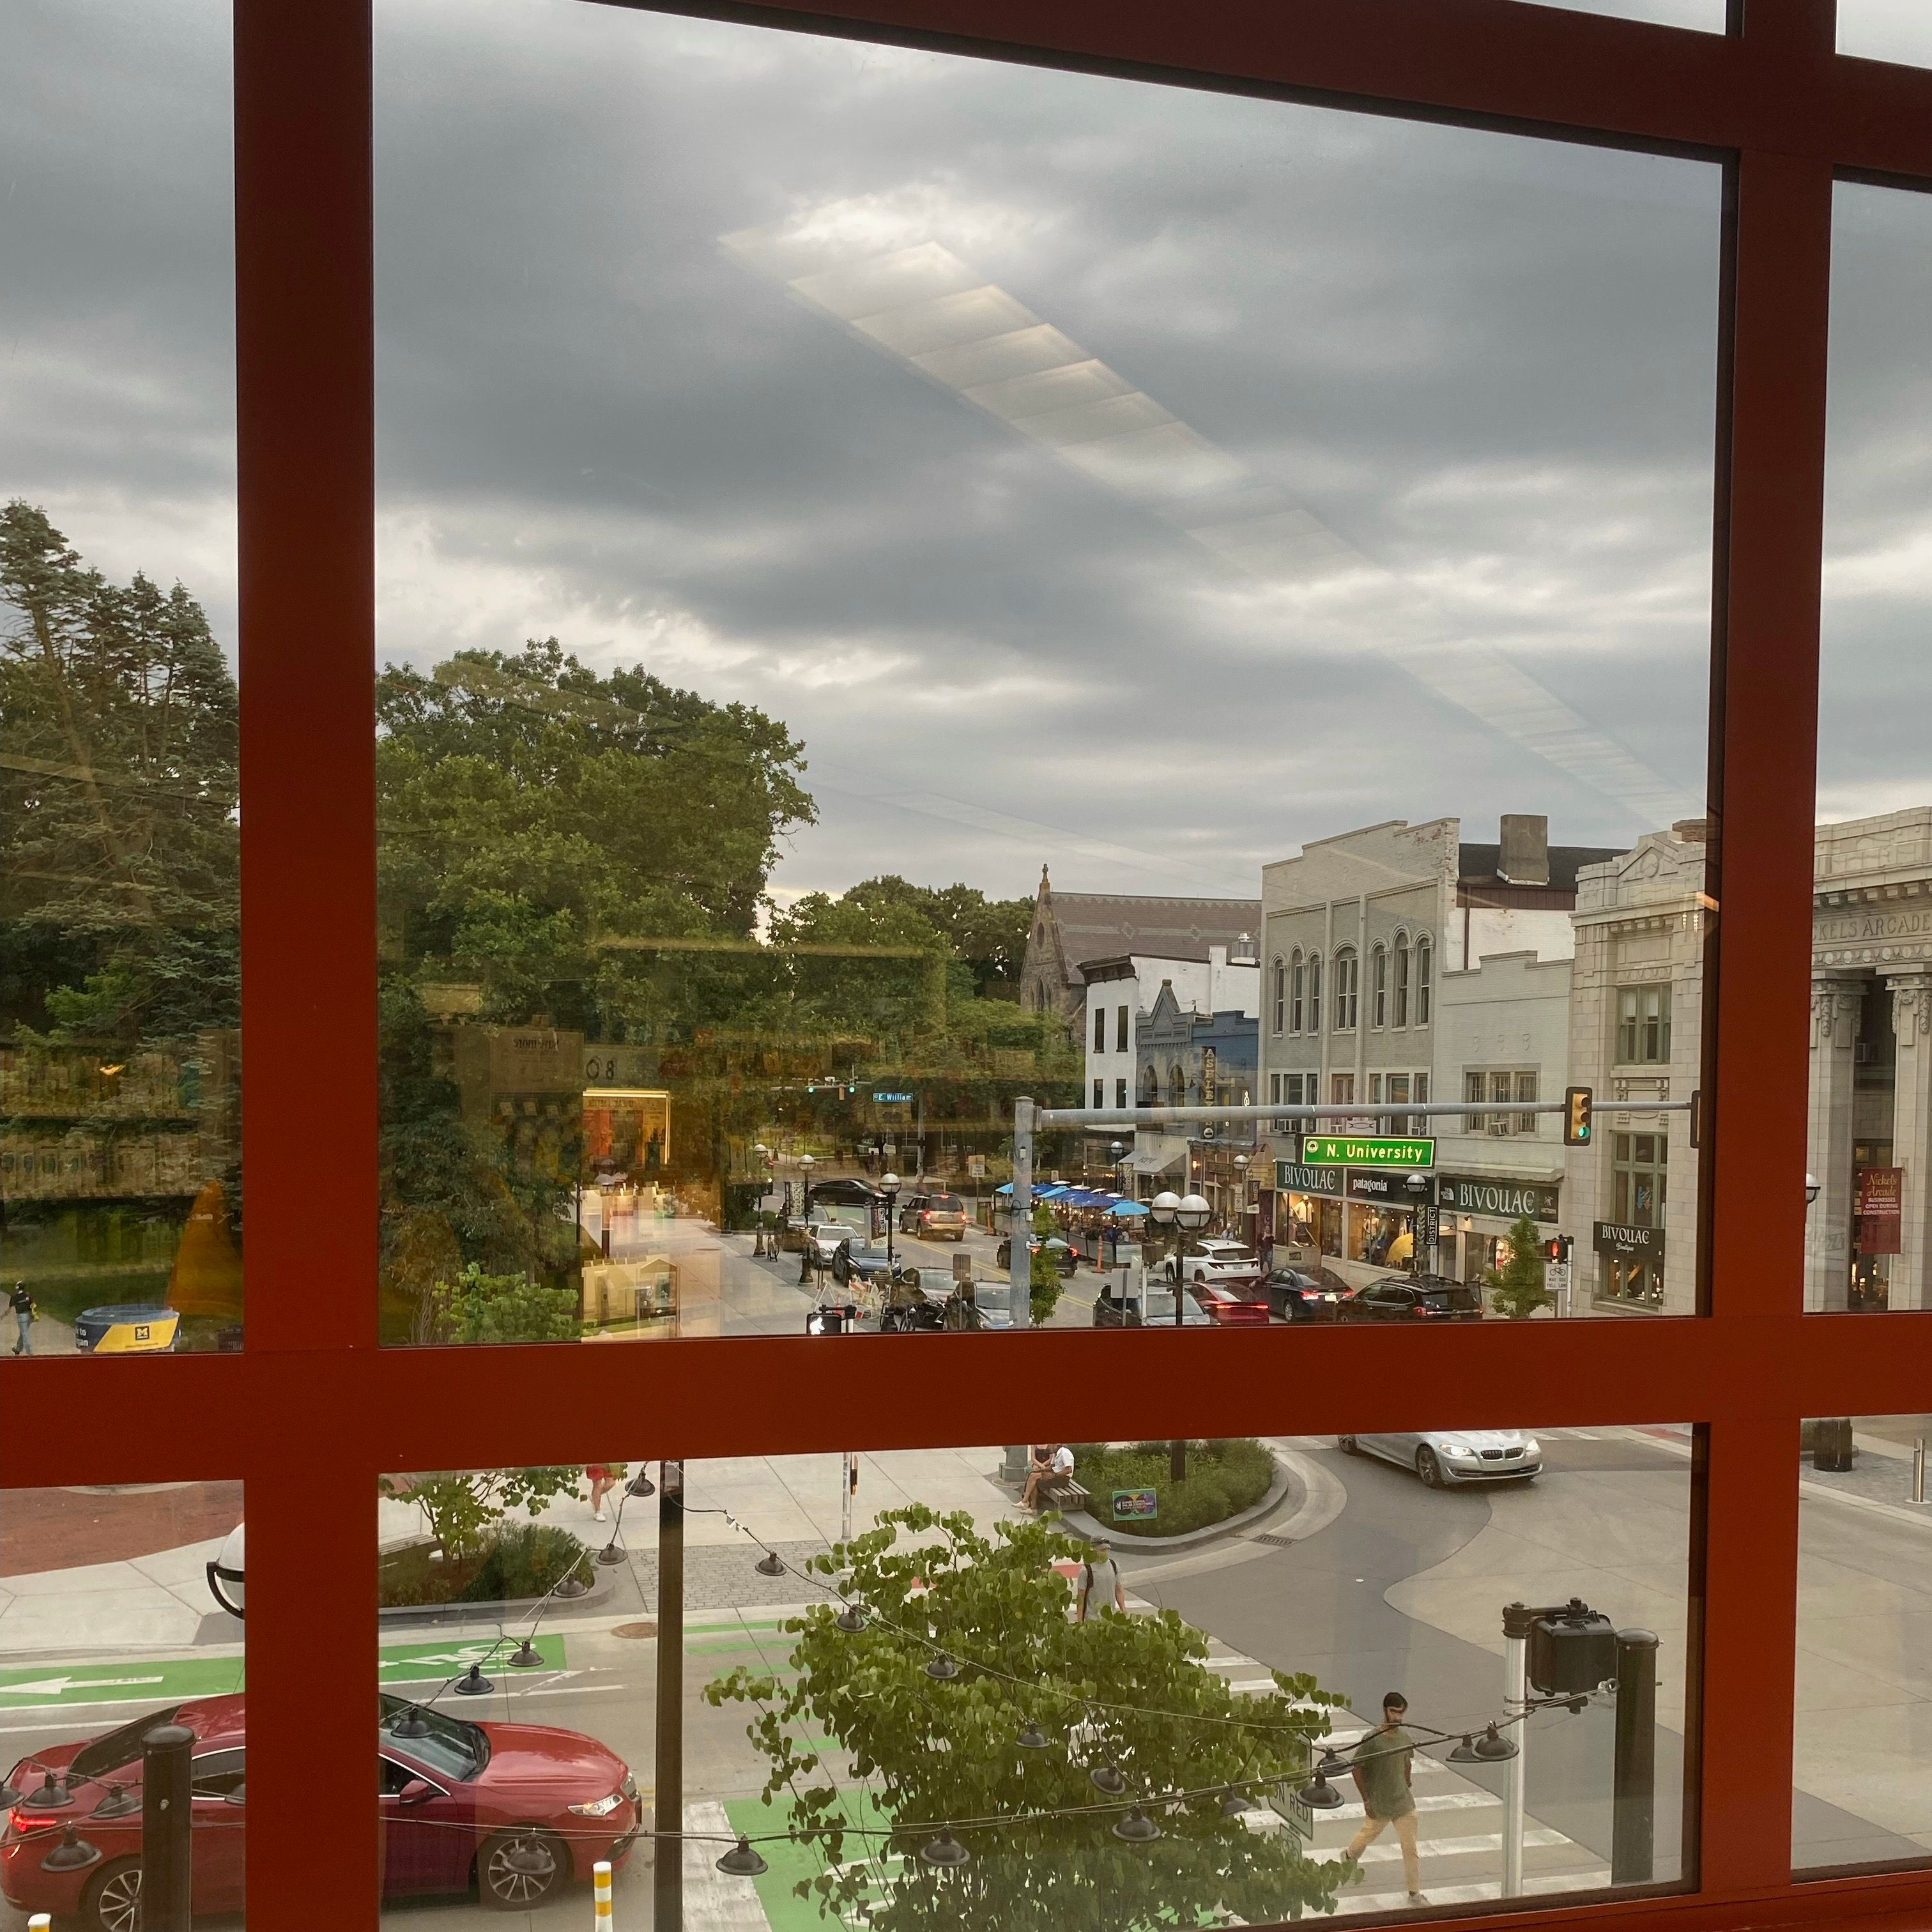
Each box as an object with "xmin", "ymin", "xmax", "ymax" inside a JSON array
[
  {"xmin": 654, "ymin": 1460, "xmax": 685, "ymax": 1932},
  {"xmin": 1009, "ymin": 1096, "xmax": 1034, "ymax": 1328},
  {"xmin": 141, "ymin": 1723, "xmax": 194, "ymax": 1932},
  {"xmin": 841, "ymin": 1450, "xmax": 855, "ymax": 1548},
  {"xmin": 1501, "ymin": 1602, "xmax": 1532, "ymax": 1897},
  {"xmin": 1612, "ymin": 1629, "xmax": 1659, "ymax": 1884}
]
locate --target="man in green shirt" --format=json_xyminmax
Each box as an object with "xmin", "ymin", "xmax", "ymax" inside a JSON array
[{"xmin": 1344, "ymin": 1691, "xmax": 1423, "ymax": 1905}]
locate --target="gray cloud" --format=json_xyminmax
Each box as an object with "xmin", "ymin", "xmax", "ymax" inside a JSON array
[{"xmin": 8, "ymin": 0, "xmax": 1919, "ymax": 906}]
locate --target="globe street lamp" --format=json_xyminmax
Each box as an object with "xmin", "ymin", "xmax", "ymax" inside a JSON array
[
  {"xmin": 1147, "ymin": 1190, "xmax": 1181, "ymax": 1275},
  {"xmin": 881, "ymin": 1170, "xmax": 900, "ymax": 1269},
  {"xmin": 1404, "ymin": 1171, "xmax": 1432, "ymax": 1275}
]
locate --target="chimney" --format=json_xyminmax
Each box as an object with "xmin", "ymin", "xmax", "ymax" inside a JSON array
[{"xmin": 1498, "ymin": 814, "xmax": 1549, "ymax": 885}]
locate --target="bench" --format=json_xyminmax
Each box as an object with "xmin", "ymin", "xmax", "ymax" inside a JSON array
[{"xmin": 1038, "ymin": 1475, "xmax": 1091, "ymax": 1514}]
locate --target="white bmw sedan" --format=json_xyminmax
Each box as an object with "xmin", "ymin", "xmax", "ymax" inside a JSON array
[{"xmin": 1337, "ymin": 1429, "xmax": 1542, "ymax": 1489}]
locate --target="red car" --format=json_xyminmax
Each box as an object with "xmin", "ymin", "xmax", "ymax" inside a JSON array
[
  {"xmin": 1192, "ymin": 1282, "xmax": 1273, "ymax": 1326},
  {"xmin": 1, "ymin": 1694, "xmax": 639, "ymax": 1927}
]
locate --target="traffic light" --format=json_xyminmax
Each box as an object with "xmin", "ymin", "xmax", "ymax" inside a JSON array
[
  {"xmin": 1539, "ymin": 1235, "xmax": 1572, "ymax": 1264},
  {"xmin": 1563, "ymin": 1085, "xmax": 1593, "ymax": 1147}
]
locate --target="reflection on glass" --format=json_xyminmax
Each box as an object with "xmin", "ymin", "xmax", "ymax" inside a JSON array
[
  {"xmin": 0, "ymin": 1481, "xmax": 245, "ymax": 1922},
  {"xmin": 1813, "ymin": 184, "xmax": 1932, "ymax": 1314},
  {"xmin": 1837, "ymin": 1, "xmax": 1932, "ymax": 68},
  {"xmin": 374, "ymin": 0, "xmax": 1722, "ymax": 1341},
  {"xmin": 1794, "ymin": 1413, "xmax": 1932, "ymax": 1868},
  {"xmin": 1, "ymin": 0, "xmax": 241, "ymax": 1352},
  {"xmin": 1505, "ymin": 0, "xmax": 1721, "ymax": 26},
  {"xmin": 378, "ymin": 1431, "xmax": 1692, "ymax": 1922}
]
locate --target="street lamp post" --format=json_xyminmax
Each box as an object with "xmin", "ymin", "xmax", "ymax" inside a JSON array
[
  {"xmin": 1404, "ymin": 1171, "xmax": 1431, "ymax": 1275},
  {"xmin": 1167, "ymin": 1193, "xmax": 1211, "ymax": 1485},
  {"xmin": 881, "ymin": 1170, "xmax": 900, "ymax": 1269}
]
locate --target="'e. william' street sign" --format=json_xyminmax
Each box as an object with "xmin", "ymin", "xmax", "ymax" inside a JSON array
[{"xmin": 1300, "ymin": 1135, "xmax": 1435, "ymax": 1169}]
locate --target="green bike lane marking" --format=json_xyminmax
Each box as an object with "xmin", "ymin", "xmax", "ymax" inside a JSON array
[
  {"xmin": 0, "ymin": 1634, "xmax": 569, "ymax": 1710},
  {"xmin": 724, "ymin": 1790, "xmax": 893, "ymax": 1932}
]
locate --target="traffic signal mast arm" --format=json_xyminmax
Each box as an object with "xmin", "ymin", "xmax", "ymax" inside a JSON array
[{"xmin": 1032, "ymin": 1094, "xmax": 1679, "ymax": 1128}]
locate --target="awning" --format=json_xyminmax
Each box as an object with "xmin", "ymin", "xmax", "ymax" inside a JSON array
[
  {"xmin": 1128, "ymin": 1147, "xmax": 1186, "ymax": 1176},
  {"xmin": 1108, "ymin": 1199, "xmax": 1151, "ymax": 1218}
]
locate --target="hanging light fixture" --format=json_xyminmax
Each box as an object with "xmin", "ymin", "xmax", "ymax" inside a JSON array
[
  {"xmin": 755, "ymin": 1549, "xmax": 787, "ymax": 1578},
  {"xmin": 91, "ymin": 1785, "xmax": 140, "ymax": 1820},
  {"xmin": 555, "ymin": 1567, "xmax": 590, "ymax": 1600},
  {"xmin": 40, "ymin": 1824, "xmax": 103, "ymax": 1874},
  {"xmin": 21, "ymin": 1773, "xmax": 73, "ymax": 1814},
  {"xmin": 834, "ymin": 1606, "xmax": 866, "ymax": 1634},
  {"xmin": 1446, "ymin": 1734, "xmax": 1481, "ymax": 1763},
  {"xmin": 919, "ymin": 1831, "xmax": 971, "ymax": 1867},
  {"xmin": 507, "ymin": 1635, "xmax": 546, "ymax": 1668},
  {"xmin": 1220, "ymin": 1788, "xmax": 1254, "ymax": 1816},
  {"xmin": 454, "ymin": 1662, "xmax": 495, "ymax": 1697},
  {"xmin": 716, "ymin": 1836, "xmax": 769, "ymax": 1876},
  {"xmin": 924, "ymin": 1653, "xmax": 960, "ymax": 1681},
  {"xmin": 1015, "ymin": 1721, "xmax": 1051, "ymax": 1751},
  {"xmin": 1112, "ymin": 1807, "xmax": 1163, "ymax": 1845},
  {"xmin": 1297, "ymin": 1752, "xmax": 1346, "ymax": 1809},
  {"xmin": 1089, "ymin": 1763, "xmax": 1128, "ymax": 1797},
  {"xmin": 390, "ymin": 1706, "xmax": 432, "ymax": 1739},
  {"xmin": 596, "ymin": 1533, "xmax": 628, "ymax": 1568},
  {"xmin": 1473, "ymin": 1722, "xmax": 1519, "ymax": 1761},
  {"xmin": 626, "ymin": 1466, "xmax": 657, "ymax": 1499}
]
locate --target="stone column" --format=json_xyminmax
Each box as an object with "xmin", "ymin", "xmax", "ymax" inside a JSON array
[
  {"xmin": 1887, "ymin": 972, "xmax": 1932, "ymax": 1311},
  {"xmin": 1806, "ymin": 974, "xmax": 1864, "ymax": 1312}
]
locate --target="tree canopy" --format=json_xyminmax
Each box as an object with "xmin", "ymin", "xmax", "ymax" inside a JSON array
[{"xmin": 706, "ymin": 1505, "xmax": 1349, "ymax": 1931}]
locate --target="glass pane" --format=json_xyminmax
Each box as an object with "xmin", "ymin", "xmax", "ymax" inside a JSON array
[
  {"xmin": 1837, "ymin": 1, "xmax": 1932, "ymax": 66},
  {"xmin": 1812, "ymin": 182, "xmax": 1932, "ymax": 1314},
  {"xmin": 1794, "ymin": 1413, "xmax": 1932, "ymax": 1868},
  {"xmin": 1510, "ymin": 0, "xmax": 1721, "ymax": 25},
  {"xmin": 1, "ymin": 0, "xmax": 241, "ymax": 1353},
  {"xmin": 374, "ymin": 0, "xmax": 1721, "ymax": 1343},
  {"xmin": 1, "ymin": 1480, "xmax": 247, "ymax": 1919}
]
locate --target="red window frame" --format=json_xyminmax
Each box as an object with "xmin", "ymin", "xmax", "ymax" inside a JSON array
[{"xmin": 6, "ymin": 1, "xmax": 1932, "ymax": 1928}]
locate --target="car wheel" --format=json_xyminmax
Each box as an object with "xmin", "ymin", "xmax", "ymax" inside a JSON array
[
  {"xmin": 83, "ymin": 1858, "xmax": 143, "ymax": 1932},
  {"xmin": 479, "ymin": 1827, "xmax": 567, "ymax": 1910},
  {"xmin": 1416, "ymin": 1446, "xmax": 1446, "ymax": 1489},
  {"xmin": 1337, "ymin": 1435, "xmax": 1359, "ymax": 1454},
  {"xmin": 1193, "ymin": 1271, "xmax": 1207, "ymax": 1287}
]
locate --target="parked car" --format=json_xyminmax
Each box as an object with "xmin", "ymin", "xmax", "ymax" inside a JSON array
[
  {"xmin": 802, "ymin": 1220, "xmax": 867, "ymax": 1266},
  {"xmin": 1163, "ymin": 1238, "xmax": 1262, "ymax": 1289},
  {"xmin": 1093, "ymin": 1285, "xmax": 1211, "ymax": 1328},
  {"xmin": 828, "ymin": 1236, "xmax": 917, "ymax": 1292},
  {"xmin": 1192, "ymin": 1282, "xmax": 1271, "ymax": 1326},
  {"xmin": 1338, "ymin": 1429, "xmax": 1543, "ymax": 1489},
  {"xmin": 1267, "ymin": 1266, "xmax": 1347, "ymax": 1322},
  {"xmin": 897, "ymin": 1191, "xmax": 969, "ymax": 1240},
  {"xmin": 1336, "ymin": 1275, "xmax": 1483, "ymax": 1323},
  {"xmin": 0, "ymin": 1694, "xmax": 640, "ymax": 1926}
]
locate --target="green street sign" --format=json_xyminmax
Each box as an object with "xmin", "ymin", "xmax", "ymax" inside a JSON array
[{"xmin": 1299, "ymin": 1135, "xmax": 1435, "ymax": 1169}]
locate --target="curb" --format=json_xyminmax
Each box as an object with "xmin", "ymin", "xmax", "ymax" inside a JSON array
[
  {"xmin": 1056, "ymin": 1454, "xmax": 1301, "ymax": 1551},
  {"xmin": 378, "ymin": 1564, "xmax": 623, "ymax": 1629}
]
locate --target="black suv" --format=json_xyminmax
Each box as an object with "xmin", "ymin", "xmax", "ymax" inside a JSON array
[{"xmin": 1339, "ymin": 1275, "xmax": 1483, "ymax": 1323}]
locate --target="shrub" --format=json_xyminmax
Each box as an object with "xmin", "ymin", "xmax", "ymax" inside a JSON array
[{"xmin": 1063, "ymin": 1438, "xmax": 1275, "ymax": 1537}]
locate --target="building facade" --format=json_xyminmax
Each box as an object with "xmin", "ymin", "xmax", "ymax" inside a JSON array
[
  {"xmin": 1133, "ymin": 981, "xmax": 1259, "ymax": 1223},
  {"xmin": 1080, "ymin": 941, "xmax": 1260, "ymax": 1121}
]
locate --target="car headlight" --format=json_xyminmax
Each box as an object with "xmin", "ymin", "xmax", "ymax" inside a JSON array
[
  {"xmin": 1522, "ymin": 1439, "xmax": 1542, "ymax": 1458},
  {"xmin": 1441, "ymin": 1443, "xmax": 1477, "ymax": 1459},
  {"xmin": 621, "ymin": 1770, "xmax": 638, "ymax": 1800},
  {"xmin": 569, "ymin": 1791, "xmax": 627, "ymax": 1816}
]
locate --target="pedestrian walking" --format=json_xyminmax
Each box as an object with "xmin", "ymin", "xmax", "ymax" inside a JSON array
[
  {"xmin": 8, "ymin": 1280, "xmax": 34, "ymax": 1356},
  {"xmin": 1344, "ymin": 1691, "xmax": 1425, "ymax": 1905},
  {"xmin": 1074, "ymin": 1536, "xmax": 1127, "ymax": 1621},
  {"xmin": 585, "ymin": 1463, "xmax": 624, "ymax": 1521}
]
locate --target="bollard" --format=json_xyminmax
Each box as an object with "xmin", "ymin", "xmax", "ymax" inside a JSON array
[
  {"xmin": 29, "ymin": 1915, "xmax": 52, "ymax": 1932},
  {"xmin": 594, "ymin": 1858, "xmax": 613, "ymax": 1930},
  {"xmin": 1612, "ymin": 1629, "xmax": 1659, "ymax": 1885},
  {"xmin": 1915, "ymin": 1438, "xmax": 1928, "ymax": 1506},
  {"xmin": 141, "ymin": 1724, "xmax": 195, "ymax": 1932}
]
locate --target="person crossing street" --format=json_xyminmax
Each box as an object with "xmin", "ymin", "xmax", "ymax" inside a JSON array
[
  {"xmin": 9, "ymin": 1280, "xmax": 34, "ymax": 1356},
  {"xmin": 1344, "ymin": 1690, "xmax": 1425, "ymax": 1906}
]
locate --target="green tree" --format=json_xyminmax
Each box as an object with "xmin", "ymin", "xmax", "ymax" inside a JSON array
[
  {"xmin": 1485, "ymin": 1213, "xmax": 1551, "ymax": 1319},
  {"xmin": 414, "ymin": 1261, "xmax": 582, "ymax": 1346},
  {"xmin": 379, "ymin": 1462, "xmax": 582, "ymax": 1561},
  {"xmin": 1, "ymin": 502, "xmax": 239, "ymax": 1048},
  {"xmin": 843, "ymin": 876, "xmax": 1034, "ymax": 1000},
  {"xmin": 1029, "ymin": 1200, "xmax": 1064, "ymax": 1327},
  {"xmin": 706, "ymin": 1505, "xmax": 1349, "ymax": 1932}
]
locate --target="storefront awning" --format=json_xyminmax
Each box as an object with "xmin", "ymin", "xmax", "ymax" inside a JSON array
[{"xmin": 1128, "ymin": 1146, "xmax": 1185, "ymax": 1176}]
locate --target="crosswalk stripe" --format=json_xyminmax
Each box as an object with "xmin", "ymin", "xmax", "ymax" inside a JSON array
[
  {"xmin": 1340, "ymin": 1869, "xmax": 1613, "ymax": 1913},
  {"xmin": 1349, "ymin": 1828, "xmax": 1572, "ymax": 1864}
]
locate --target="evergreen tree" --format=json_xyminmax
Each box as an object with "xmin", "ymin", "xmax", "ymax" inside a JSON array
[{"xmin": 1485, "ymin": 1213, "xmax": 1552, "ymax": 1319}]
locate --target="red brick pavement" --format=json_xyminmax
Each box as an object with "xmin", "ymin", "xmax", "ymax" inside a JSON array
[{"xmin": 1, "ymin": 1482, "xmax": 243, "ymax": 1577}]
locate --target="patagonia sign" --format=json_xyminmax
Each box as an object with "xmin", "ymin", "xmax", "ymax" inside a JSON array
[{"xmin": 1436, "ymin": 1174, "xmax": 1561, "ymax": 1225}]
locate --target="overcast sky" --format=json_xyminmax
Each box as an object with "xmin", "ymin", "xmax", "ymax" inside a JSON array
[{"xmin": 3, "ymin": 0, "xmax": 1927, "ymax": 905}]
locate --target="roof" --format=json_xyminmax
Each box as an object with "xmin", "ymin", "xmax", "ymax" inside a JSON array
[
  {"xmin": 1455, "ymin": 842, "xmax": 1625, "ymax": 896},
  {"xmin": 1050, "ymin": 893, "xmax": 1262, "ymax": 976}
]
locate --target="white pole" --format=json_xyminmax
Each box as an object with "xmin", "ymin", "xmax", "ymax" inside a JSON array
[
  {"xmin": 594, "ymin": 1857, "xmax": 613, "ymax": 1931},
  {"xmin": 1009, "ymin": 1096, "xmax": 1034, "ymax": 1328},
  {"xmin": 841, "ymin": 1450, "xmax": 854, "ymax": 1547},
  {"xmin": 1503, "ymin": 1604, "xmax": 1530, "ymax": 1897}
]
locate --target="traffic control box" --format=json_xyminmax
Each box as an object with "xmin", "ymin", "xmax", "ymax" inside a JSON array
[{"xmin": 1529, "ymin": 1598, "xmax": 1618, "ymax": 1696}]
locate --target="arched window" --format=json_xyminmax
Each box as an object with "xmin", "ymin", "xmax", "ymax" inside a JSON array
[
  {"xmin": 1307, "ymin": 952, "xmax": 1323, "ymax": 1035},
  {"xmin": 1140, "ymin": 1064, "xmax": 1159, "ymax": 1107},
  {"xmin": 1393, "ymin": 933, "xmax": 1411, "ymax": 1027},
  {"xmin": 1167, "ymin": 1062, "xmax": 1185, "ymax": 1107},
  {"xmin": 1272, "ymin": 957, "xmax": 1286, "ymax": 1035},
  {"xmin": 1334, "ymin": 946, "xmax": 1358, "ymax": 1031},
  {"xmin": 1371, "ymin": 943, "xmax": 1388, "ymax": 1028},
  {"xmin": 1290, "ymin": 951, "xmax": 1305, "ymax": 1032},
  {"xmin": 1417, "ymin": 937, "xmax": 1434, "ymax": 1025}
]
